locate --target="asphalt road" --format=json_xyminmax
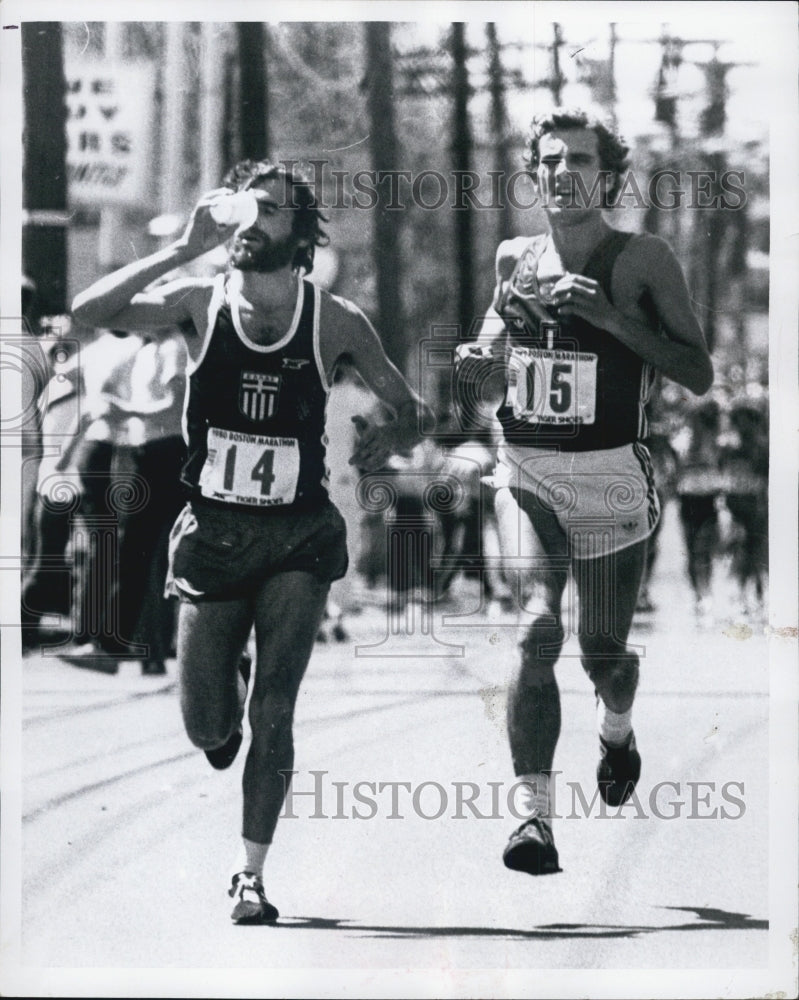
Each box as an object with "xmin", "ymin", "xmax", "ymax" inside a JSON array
[{"xmin": 7, "ymin": 504, "xmax": 792, "ymax": 998}]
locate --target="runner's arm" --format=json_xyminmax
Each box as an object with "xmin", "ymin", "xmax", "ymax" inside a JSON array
[
  {"xmin": 323, "ymin": 297, "xmax": 433, "ymax": 471},
  {"xmin": 72, "ymin": 268, "xmax": 208, "ymax": 335},
  {"xmin": 452, "ymin": 240, "xmax": 522, "ymax": 407},
  {"xmin": 475, "ymin": 237, "xmax": 528, "ymax": 351},
  {"xmin": 71, "ymin": 188, "xmax": 235, "ymax": 332},
  {"xmin": 614, "ymin": 236, "xmax": 712, "ymax": 394},
  {"xmin": 554, "ymin": 235, "xmax": 713, "ymax": 395}
]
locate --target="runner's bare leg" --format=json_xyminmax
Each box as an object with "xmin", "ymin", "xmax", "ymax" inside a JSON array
[
  {"xmin": 495, "ymin": 487, "xmax": 569, "ymax": 776},
  {"xmin": 177, "ymin": 597, "xmax": 254, "ymax": 749},
  {"xmin": 243, "ymin": 570, "xmax": 330, "ymax": 844},
  {"xmin": 573, "ymin": 540, "xmax": 647, "ymax": 712}
]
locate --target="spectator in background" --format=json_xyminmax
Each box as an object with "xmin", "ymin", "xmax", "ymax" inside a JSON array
[
  {"xmin": 21, "ymin": 317, "xmax": 82, "ymax": 650},
  {"xmin": 434, "ymin": 416, "xmax": 507, "ymax": 608},
  {"xmin": 61, "ymin": 329, "xmax": 187, "ymax": 674},
  {"xmin": 672, "ymin": 398, "xmax": 725, "ymax": 619},
  {"xmin": 20, "ymin": 277, "xmax": 46, "ymax": 566},
  {"xmin": 636, "ymin": 412, "xmax": 680, "ymax": 613},
  {"xmin": 719, "ymin": 395, "xmax": 769, "ymax": 617}
]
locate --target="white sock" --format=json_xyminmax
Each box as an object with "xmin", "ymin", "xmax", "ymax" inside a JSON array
[
  {"xmin": 237, "ymin": 838, "xmax": 270, "ymax": 879},
  {"xmin": 515, "ymin": 772, "xmax": 551, "ymax": 819},
  {"xmin": 597, "ymin": 701, "xmax": 633, "ymax": 747}
]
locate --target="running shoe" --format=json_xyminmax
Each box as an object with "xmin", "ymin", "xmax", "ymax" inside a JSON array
[
  {"xmin": 597, "ymin": 732, "xmax": 641, "ymax": 806},
  {"xmin": 229, "ymin": 871, "xmax": 279, "ymax": 924},
  {"xmin": 502, "ymin": 816, "xmax": 561, "ymax": 875},
  {"xmin": 204, "ymin": 727, "xmax": 243, "ymax": 770},
  {"xmin": 204, "ymin": 652, "xmax": 252, "ymax": 770}
]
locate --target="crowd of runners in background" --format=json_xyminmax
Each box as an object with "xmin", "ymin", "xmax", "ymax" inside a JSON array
[{"xmin": 20, "ymin": 296, "xmax": 768, "ymax": 672}]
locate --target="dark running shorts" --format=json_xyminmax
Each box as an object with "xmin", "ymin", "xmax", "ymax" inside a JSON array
[{"xmin": 165, "ymin": 498, "xmax": 349, "ymax": 602}]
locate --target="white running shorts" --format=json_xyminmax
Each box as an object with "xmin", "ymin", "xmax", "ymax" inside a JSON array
[{"xmin": 489, "ymin": 441, "xmax": 660, "ymax": 560}]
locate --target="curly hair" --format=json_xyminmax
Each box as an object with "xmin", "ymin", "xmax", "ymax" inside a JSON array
[
  {"xmin": 523, "ymin": 108, "xmax": 630, "ymax": 208},
  {"xmin": 221, "ymin": 159, "xmax": 329, "ymax": 274}
]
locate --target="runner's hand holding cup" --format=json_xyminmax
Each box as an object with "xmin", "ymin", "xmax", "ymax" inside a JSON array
[{"xmin": 178, "ymin": 189, "xmax": 258, "ymax": 259}]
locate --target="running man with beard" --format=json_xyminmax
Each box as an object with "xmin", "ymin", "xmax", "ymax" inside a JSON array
[
  {"xmin": 72, "ymin": 160, "xmax": 431, "ymax": 923},
  {"xmin": 455, "ymin": 109, "xmax": 713, "ymax": 875}
]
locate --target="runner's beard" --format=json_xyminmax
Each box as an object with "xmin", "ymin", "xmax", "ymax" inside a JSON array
[{"xmin": 232, "ymin": 233, "xmax": 297, "ymax": 273}]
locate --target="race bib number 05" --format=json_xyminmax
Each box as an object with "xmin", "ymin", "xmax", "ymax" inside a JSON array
[
  {"xmin": 506, "ymin": 347, "xmax": 598, "ymax": 425},
  {"xmin": 199, "ymin": 426, "xmax": 300, "ymax": 507}
]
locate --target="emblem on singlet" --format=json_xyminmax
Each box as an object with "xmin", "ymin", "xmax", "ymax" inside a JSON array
[{"xmin": 239, "ymin": 371, "xmax": 281, "ymax": 421}]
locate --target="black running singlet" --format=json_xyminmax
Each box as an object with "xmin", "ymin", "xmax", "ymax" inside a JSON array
[
  {"xmin": 496, "ymin": 230, "xmax": 656, "ymax": 451},
  {"xmin": 181, "ymin": 275, "xmax": 331, "ymax": 511}
]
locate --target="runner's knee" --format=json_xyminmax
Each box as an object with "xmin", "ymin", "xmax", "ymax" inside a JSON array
[
  {"xmin": 184, "ymin": 714, "xmax": 237, "ymax": 750},
  {"xmin": 582, "ymin": 648, "xmax": 639, "ymax": 701},
  {"xmin": 248, "ymin": 691, "xmax": 295, "ymax": 749},
  {"xmin": 179, "ymin": 652, "xmax": 243, "ymax": 749}
]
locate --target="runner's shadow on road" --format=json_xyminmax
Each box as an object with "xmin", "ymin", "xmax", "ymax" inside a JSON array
[{"xmin": 275, "ymin": 906, "xmax": 767, "ymax": 940}]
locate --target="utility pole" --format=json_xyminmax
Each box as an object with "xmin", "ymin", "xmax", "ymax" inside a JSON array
[
  {"xmin": 651, "ymin": 26, "xmax": 684, "ymax": 250},
  {"xmin": 161, "ymin": 23, "xmax": 188, "ymax": 217},
  {"xmin": 550, "ymin": 22, "xmax": 565, "ymax": 105},
  {"xmin": 695, "ymin": 55, "xmax": 732, "ymax": 354},
  {"xmin": 698, "ymin": 50, "xmax": 730, "ymax": 137},
  {"xmin": 22, "ymin": 22, "xmax": 68, "ymax": 321},
  {"xmin": 237, "ymin": 23, "xmax": 269, "ymax": 159},
  {"xmin": 653, "ymin": 25, "xmax": 682, "ymax": 149},
  {"xmin": 608, "ymin": 23, "xmax": 618, "ymax": 131},
  {"xmin": 486, "ymin": 23, "xmax": 513, "ymax": 244},
  {"xmin": 98, "ymin": 23, "xmax": 128, "ymax": 270},
  {"xmin": 695, "ymin": 149, "xmax": 728, "ymax": 354},
  {"xmin": 199, "ymin": 23, "xmax": 227, "ymax": 191},
  {"xmin": 451, "ymin": 23, "xmax": 475, "ymax": 340},
  {"xmin": 532, "ymin": 22, "xmax": 567, "ymax": 107},
  {"xmin": 364, "ymin": 23, "xmax": 405, "ymax": 371},
  {"xmin": 574, "ymin": 25, "xmax": 618, "ymax": 127}
]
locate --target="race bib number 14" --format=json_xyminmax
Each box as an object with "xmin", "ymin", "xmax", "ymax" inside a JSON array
[
  {"xmin": 507, "ymin": 347, "xmax": 598, "ymax": 425},
  {"xmin": 199, "ymin": 426, "xmax": 300, "ymax": 507}
]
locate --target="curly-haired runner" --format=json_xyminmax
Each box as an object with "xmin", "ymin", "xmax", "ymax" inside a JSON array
[
  {"xmin": 455, "ymin": 109, "xmax": 713, "ymax": 874},
  {"xmin": 72, "ymin": 160, "xmax": 432, "ymax": 923}
]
